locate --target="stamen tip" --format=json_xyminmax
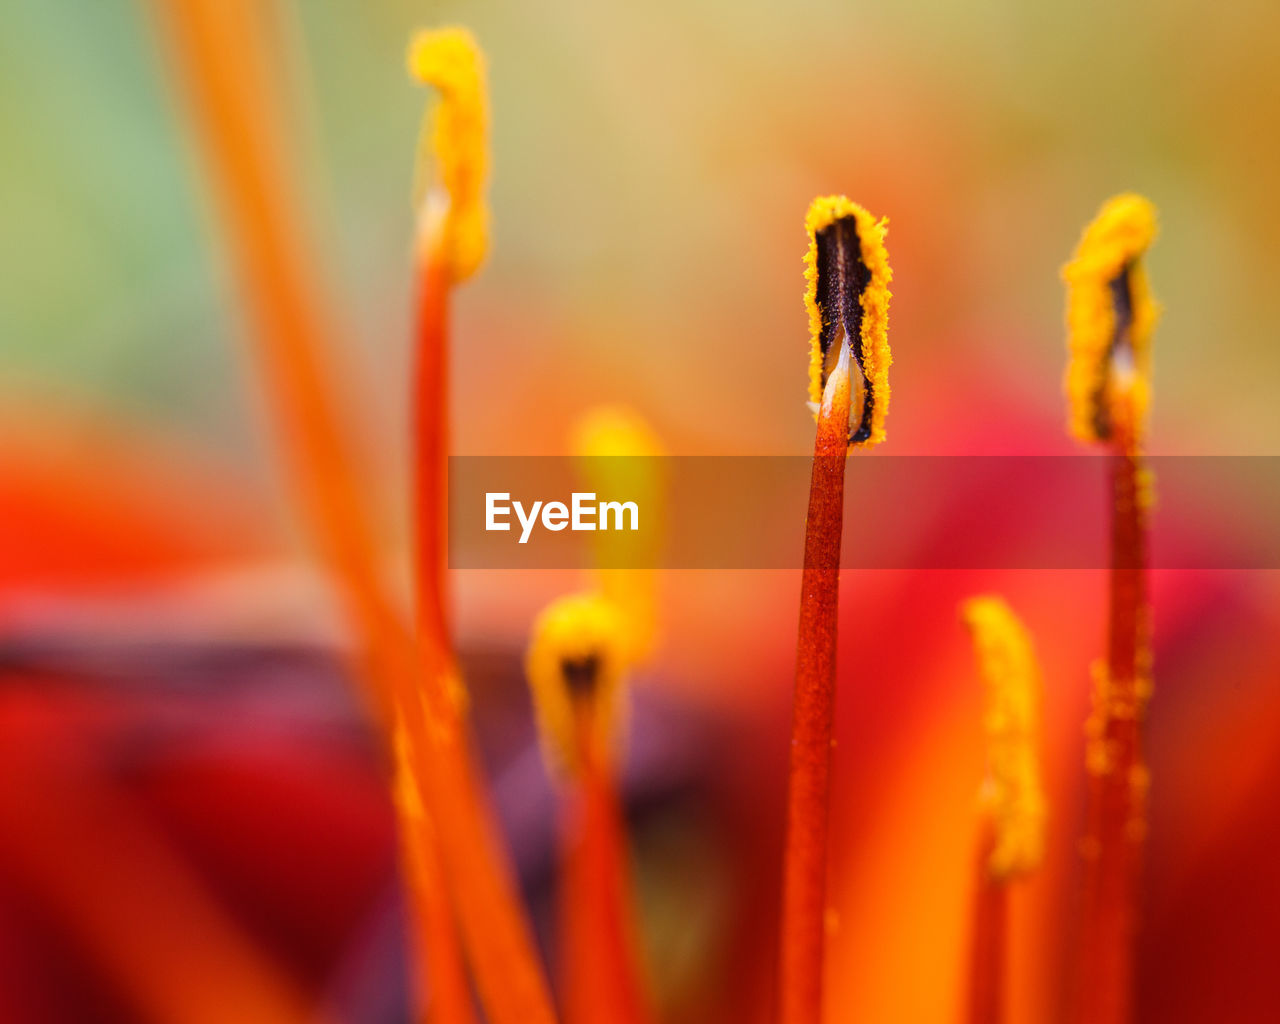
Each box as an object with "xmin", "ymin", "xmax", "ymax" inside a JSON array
[
  {"xmin": 1063, "ymin": 193, "xmax": 1160, "ymax": 445},
  {"xmin": 525, "ymin": 593, "xmax": 630, "ymax": 779},
  {"xmin": 802, "ymin": 195, "xmax": 892, "ymax": 450},
  {"xmin": 408, "ymin": 26, "xmax": 490, "ymax": 281}
]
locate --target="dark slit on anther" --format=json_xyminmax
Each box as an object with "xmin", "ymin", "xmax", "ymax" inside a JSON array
[
  {"xmin": 561, "ymin": 654, "xmax": 600, "ymax": 703},
  {"xmin": 815, "ymin": 215, "xmax": 874, "ymax": 443},
  {"xmin": 1091, "ymin": 263, "xmax": 1135, "ymax": 441}
]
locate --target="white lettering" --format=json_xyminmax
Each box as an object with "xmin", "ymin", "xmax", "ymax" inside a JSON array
[
  {"xmin": 515, "ymin": 500, "xmax": 543, "ymax": 544},
  {"xmin": 486, "ymin": 492, "xmax": 640, "ymax": 541},
  {"xmin": 542, "ymin": 501, "xmax": 569, "ymax": 531},
  {"xmin": 599, "ymin": 500, "xmax": 639, "ymax": 531},
  {"xmin": 486, "ymin": 492, "xmax": 511, "ymax": 531},
  {"xmin": 572, "ymin": 492, "xmax": 597, "ymax": 530}
]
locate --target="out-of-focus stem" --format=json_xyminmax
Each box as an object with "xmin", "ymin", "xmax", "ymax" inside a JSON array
[
  {"xmin": 559, "ymin": 739, "xmax": 654, "ymax": 1024},
  {"xmin": 1075, "ymin": 393, "xmax": 1150, "ymax": 1024},
  {"xmin": 414, "ymin": 250, "xmax": 451, "ymax": 650},
  {"xmin": 395, "ymin": 725, "xmax": 477, "ymax": 1024},
  {"xmin": 965, "ymin": 825, "xmax": 1010, "ymax": 1024},
  {"xmin": 145, "ymin": 5, "xmax": 500, "ymax": 1023},
  {"xmin": 145, "ymin": 0, "xmax": 404, "ymax": 715}
]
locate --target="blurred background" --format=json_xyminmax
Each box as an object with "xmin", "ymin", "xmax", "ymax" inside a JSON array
[{"xmin": 2, "ymin": 1, "xmax": 1279, "ymax": 1022}]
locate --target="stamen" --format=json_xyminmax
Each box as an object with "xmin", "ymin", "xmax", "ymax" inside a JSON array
[
  {"xmin": 803, "ymin": 196, "xmax": 892, "ymax": 448},
  {"xmin": 1063, "ymin": 194, "xmax": 1159, "ymax": 444},
  {"xmin": 960, "ymin": 597, "xmax": 1044, "ymax": 1024},
  {"xmin": 403, "ymin": 27, "xmax": 557, "ymax": 1024},
  {"xmin": 1065, "ymin": 196, "xmax": 1158, "ymax": 1024},
  {"xmin": 408, "ymin": 27, "xmax": 490, "ymax": 281},
  {"xmin": 525, "ymin": 593, "xmax": 655, "ymax": 1024},
  {"xmin": 525, "ymin": 592, "xmax": 629, "ymax": 779},
  {"xmin": 782, "ymin": 197, "xmax": 892, "ymax": 1024}
]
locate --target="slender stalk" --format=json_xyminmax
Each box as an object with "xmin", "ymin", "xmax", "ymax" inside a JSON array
[
  {"xmin": 407, "ymin": 28, "xmax": 558, "ymax": 1021},
  {"xmin": 779, "ymin": 346, "xmax": 852, "ymax": 1024},
  {"xmin": 965, "ymin": 825, "xmax": 1010, "ymax": 1024},
  {"xmin": 1075, "ymin": 392, "xmax": 1150, "ymax": 1024},
  {"xmin": 559, "ymin": 737, "xmax": 654, "ymax": 1024},
  {"xmin": 414, "ymin": 250, "xmax": 452, "ymax": 649},
  {"xmin": 147, "ymin": 6, "xmax": 551, "ymax": 1023},
  {"xmin": 407, "ymin": 236, "xmax": 478, "ymax": 1024},
  {"xmin": 1062, "ymin": 194, "xmax": 1157, "ymax": 1024},
  {"xmin": 411, "ymin": 241, "xmax": 558, "ymax": 1024},
  {"xmin": 146, "ymin": 0, "xmax": 403, "ymax": 709},
  {"xmin": 526, "ymin": 593, "xmax": 650, "ymax": 1024},
  {"xmin": 959, "ymin": 595, "xmax": 1045, "ymax": 1024},
  {"xmin": 395, "ymin": 726, "xmax": 477, "ymax": 1024}
]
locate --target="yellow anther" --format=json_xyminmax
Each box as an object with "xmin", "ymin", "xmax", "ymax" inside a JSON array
[
  {"xmin": 1063, "ymin": 193, "xmax": 1159, "ymax": 444},
  {"xmin": 571, "ymin": 406, "xmax": 663, "ymax": 461},
  {"xmin": 407, "ymin": 27, "xmax": 490, "ymax": 281},
  {"xmin": 525, "ymin": 592, "xmax": 630, "ymax": 780},
  {"xmin": 803, "ymin": 195, "xmax": 892, "ymax": 449},
  {"xmin": 961, "ymin": 596, "xmax": 1047, "ymax": 879},
  {"xmin": 572, "ymin": 406, "xmax": 664, "ymax": 663}
]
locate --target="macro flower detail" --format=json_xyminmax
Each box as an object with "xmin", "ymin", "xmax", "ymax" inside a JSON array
[
  {"xmin": 803, "ymin": 196, "xmax": 892, "ymax": 448},
  {"xmin": 1063, "ymin": 193, "xmax": 1159, "ymax": 444},
  {"xmin": 11, "ymin": 3, "xmax": 1279, "ymax": 1023}
]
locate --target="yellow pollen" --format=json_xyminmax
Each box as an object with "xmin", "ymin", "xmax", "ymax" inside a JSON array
[
  {"xmin": 961, "ymin": 595, "xmax": 1047, "ymax": 879},
  {"xmin": 525, "ymin": 592, "xmax": 630, "ymax": 780},
  {"xmin": 1062, "ymin": 193, "xmax": 1159, "ymax": 444},
  {"xmin": 407, "ymin": 27, "xmax": 490, "ymax": 282},
  {"xmin": 571, "ymin": 406, "xmax": 663, "ymax": 461},
  {"xmin": 571, "ymin": 405, "xmax": 664, "ymax": 663},
  {"xmin": 803, "ymin": 195, "xmax": 892, "ymax": 449}
]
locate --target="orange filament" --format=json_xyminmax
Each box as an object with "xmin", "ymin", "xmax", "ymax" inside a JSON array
[
  {"xmin": 149, "ymin": 6, "xmax": 552, "ymax": 1024},
  {"xmin": 145, "ymin": 5, "xmax": 462, "ymax": 1017},
  {"xmin": 965, "ymin": 823, "xmax": 1011, "ymax": 1024},
  {"xmin": 780, "ymin": 338, "xmax": 853, "ymax": 1024},
  {"xmin": 393, "ymin": 723, "xmax": 477, "ymax": 1024},
  {"xmin": 1075, "ymin": 392, "xmax": 1152, "ymax": 1024},
  {"xmin": 407, "ymin": 28, "xmax": 559, "ymax": 1024},
  {"xmin": 414, "ymin": 253, "xmax": 453, "ymax": 676},
  {"xmin": 558, "ymin": 741, "xmax": 655, "ymax": 1024},
  {"xmin": 145, "ymin": 0, "xmax": 405, "ymax": 719},
  {"xmin": 960, "ymin": 596, "xmax": 1046, "ymax": 1024}
]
